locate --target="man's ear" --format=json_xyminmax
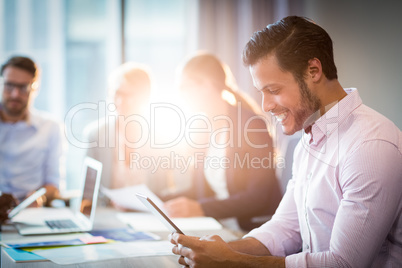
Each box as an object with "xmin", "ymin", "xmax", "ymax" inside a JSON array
[
  {"xmin": 29, "ymin": 80, "xmax": 40, "ymax": 97},
  {"xmin": 307, "ymin": 58, "xmax": 323, "ymax": 82}
]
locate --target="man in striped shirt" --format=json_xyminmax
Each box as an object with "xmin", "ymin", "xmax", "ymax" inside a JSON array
[{"xmin": 170, "ymin": 16, "xmax": 401, "ymax": 268}]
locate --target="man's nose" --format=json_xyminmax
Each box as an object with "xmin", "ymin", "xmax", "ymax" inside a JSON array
[
  {"xmin": 10, "ymin": 87, "xmax": 22, "ymax": 97},
  {"xmin": 262, "ymin": 93, "xmax": 275, "ymax": 113}
]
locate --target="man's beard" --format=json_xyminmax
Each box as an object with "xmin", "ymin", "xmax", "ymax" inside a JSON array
[
  {"xmin": 2, "ymin": 98, "xmax": 28, "ymax": 117},
  {"xmin": 286, "ymin": 80, "xmax": 321, "ymax": 135}
]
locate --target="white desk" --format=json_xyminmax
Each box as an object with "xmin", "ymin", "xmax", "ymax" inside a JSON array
[{"xmin": 1, "ymin": 208, "xmax": 239, "ymax": 267}]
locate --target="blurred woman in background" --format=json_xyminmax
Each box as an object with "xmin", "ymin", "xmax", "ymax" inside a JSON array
[{"xmin": 163, "ymin": 52, "xmax": 282, "ymax": 231}]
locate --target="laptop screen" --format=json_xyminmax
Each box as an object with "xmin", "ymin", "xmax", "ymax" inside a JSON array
[
  {"xmin": 81, "ymin": 166, "xmax": 98, "ymax": 219},
  {"xmin": 79, "ymin": 157, "xmax": 102, "ymax": 223}
]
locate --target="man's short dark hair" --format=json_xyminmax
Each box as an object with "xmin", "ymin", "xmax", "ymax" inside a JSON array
[
  {"xmin": 242, "ymin": 16, "xmax": 338, "ymax": 83},
  {"xmin": 1, "ymin": 56, "xmax": 38, "ymax": 80}
]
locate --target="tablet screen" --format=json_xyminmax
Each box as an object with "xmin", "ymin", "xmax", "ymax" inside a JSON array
[
  {"xmin": 8, "ymin": 188, "xmax": 47, "ymax": 218},
  {"xmin": 136, "ymin": 193, "xmax": 185, "ymax": 235}
]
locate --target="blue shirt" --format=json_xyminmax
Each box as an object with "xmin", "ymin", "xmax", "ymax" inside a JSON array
[{"xmin": 0, "ymin": 108, "xmax": 63, "ymax": 200}]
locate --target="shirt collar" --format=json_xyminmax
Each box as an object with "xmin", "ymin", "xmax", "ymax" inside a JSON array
[
  {"xmin": 27, "ymin": 109, "xmax": 41, "ymax": 130},
  {"xmin": 304, "ymin": 88, "xmax": 362, "ymax": 145}
]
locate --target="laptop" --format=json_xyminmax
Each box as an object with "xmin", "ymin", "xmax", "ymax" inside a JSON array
[{"xmin": 12, "ymin": 157, "xmax": 103, "ymax": 236}]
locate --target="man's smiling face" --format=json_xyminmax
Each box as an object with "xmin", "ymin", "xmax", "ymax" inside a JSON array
[{"xmin": 250, "ymin": 54, "xmax": 321, "ymax": 135}]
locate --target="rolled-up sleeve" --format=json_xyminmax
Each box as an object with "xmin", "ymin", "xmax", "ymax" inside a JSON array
[{"xmin": 244, "ymin": 178, "xmax": 302, "ymax": 256}]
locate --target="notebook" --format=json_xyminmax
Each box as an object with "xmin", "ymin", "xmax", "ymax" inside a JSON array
[{"xmin": 12, "ymin": 157, "xmax": 102, "ymax": 235}]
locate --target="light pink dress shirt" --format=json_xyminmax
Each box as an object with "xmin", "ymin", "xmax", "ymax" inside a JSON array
[{"xmin": 245, "ymin": 89, "xmax": 402, "ymax": 267}]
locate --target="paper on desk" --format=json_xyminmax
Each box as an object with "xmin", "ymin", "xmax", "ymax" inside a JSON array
[
  {"xmin": 4, "ymin": 236, "xmax": 109, "ymax": 249},
  {"xmin": 32, "ymin": 241, "xmax": 173, "ymax": 265},
  {"xmin": 101, "ymin": 184, "xmax": 165, "ymax": 212},
  {"xmin": 89, "ymin": 228, "xmax": 160, "ymax": 242},
  {"xmin": 3, "ymin": 248, "xmax": 48, "ymax": 263},
  {"xmin": 117, "ymin": 212, "xmax": 223, "ymax": 232},
  {"xmin": 0, "ymin": 232, "xmax": 93, "ymax": 247},
  {"xmin": 5, "ymin": 238, "xmax": 87, "ymax": 249}
]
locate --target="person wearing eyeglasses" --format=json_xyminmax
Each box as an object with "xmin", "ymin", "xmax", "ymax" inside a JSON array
[{"xmin": 0, "ymin": 56, "xmax": 63, "ymax": 213}]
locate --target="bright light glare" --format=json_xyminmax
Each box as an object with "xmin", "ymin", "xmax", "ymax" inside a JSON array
[
  {"xmin": 221, "ymin": 89, "xmax": 237, "ymax": 106},
  {"xmin": 149, "ymin": 92, "xmax": 190, "ymax": 148}
]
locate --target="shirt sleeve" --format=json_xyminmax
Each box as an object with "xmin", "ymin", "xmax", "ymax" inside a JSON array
[
  {"xmin": 286, "ymin": 140, "xmax": 402, "ymax": 268},
  {"xmin": 244, "ymin": 177, "xmax": 302, "ymax": 256}
]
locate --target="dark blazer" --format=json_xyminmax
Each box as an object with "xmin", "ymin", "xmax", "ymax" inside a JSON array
[{"xmin": 166, "ymin": 104, "xmax": 282, "ymax": 231}]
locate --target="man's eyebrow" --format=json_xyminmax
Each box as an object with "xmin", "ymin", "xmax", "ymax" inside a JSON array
[{"xmin": 258, "ymin": 83, "xmax": 280, "ymax": 91}]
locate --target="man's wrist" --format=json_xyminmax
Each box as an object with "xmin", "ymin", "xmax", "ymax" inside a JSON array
[
  {"xmin": 229, "ymin": 237, "xmax": 271, "ymax": 256},
  {"xmin": 231, "ymin": 253, "xmax": 285, "ymax": 268}
]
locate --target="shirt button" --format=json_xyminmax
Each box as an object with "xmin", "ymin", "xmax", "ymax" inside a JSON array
[{"xmin": 306, "ymin": 245, "xmax": 310, "ymax": 249}]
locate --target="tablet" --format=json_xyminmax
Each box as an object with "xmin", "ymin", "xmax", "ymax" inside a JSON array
[
  {"xmin": 136, "ymin": 193, "xmax": 185, "ymax": 235},
  {"xmin": 8, "ymin": 188, "xmax": 47, "ymax": 218}
]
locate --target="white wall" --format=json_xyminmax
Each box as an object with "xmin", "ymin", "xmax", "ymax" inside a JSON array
[{"xmin": 304, "ymin": 0, "xmax": 402, "ymax": 128}]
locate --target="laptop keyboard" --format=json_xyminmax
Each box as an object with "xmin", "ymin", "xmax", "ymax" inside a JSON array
[{"xmin": 45, "ymin": 219, "xmax": 79, "ymax": 229}]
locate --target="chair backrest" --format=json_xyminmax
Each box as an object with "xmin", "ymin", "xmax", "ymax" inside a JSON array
[{"xmin": 274, "ymin": 129, "xmax": 302, "ymax": 194}]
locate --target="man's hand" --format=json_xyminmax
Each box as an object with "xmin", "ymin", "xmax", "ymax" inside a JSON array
[
  {"xmin": 43, "ymin": 184, "xmax": 60, "ymax": 207},
  {"xmin": 169, "ymin": 233, "xmax": 239, "ymax": 268},
  {"xmin": 164, "ymin": 197, "xmax": 205, "ymax": 217},
  {"xmin": 25, "ymin": 184, "xmax": 60, "ymax": 207},
  {"xmin": 169, "ymin": 233, "xmax": 286, "ymax": 268},
  {"xmin": 0, "ymin": 194, "xmax": 17, "ymax": 223}
]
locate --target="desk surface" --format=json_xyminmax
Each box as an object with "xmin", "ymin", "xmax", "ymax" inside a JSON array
[{"xmin": 1, "ymin": 208, "xmax": 239, "ymax": 267}]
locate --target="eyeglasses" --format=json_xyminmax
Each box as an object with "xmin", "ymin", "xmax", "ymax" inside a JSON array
[{"xmin": 2, "ymin": 81, "xmax": 36, "ymax": 94}]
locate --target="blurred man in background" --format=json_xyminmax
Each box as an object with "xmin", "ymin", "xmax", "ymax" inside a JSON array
[
  {"xmin": 83, "ymin": 62, "xmax": 168, "ymax": 205},
  {"xmin": 0, "ymin": 56, "xmax": 64, "ymax": 218}
]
